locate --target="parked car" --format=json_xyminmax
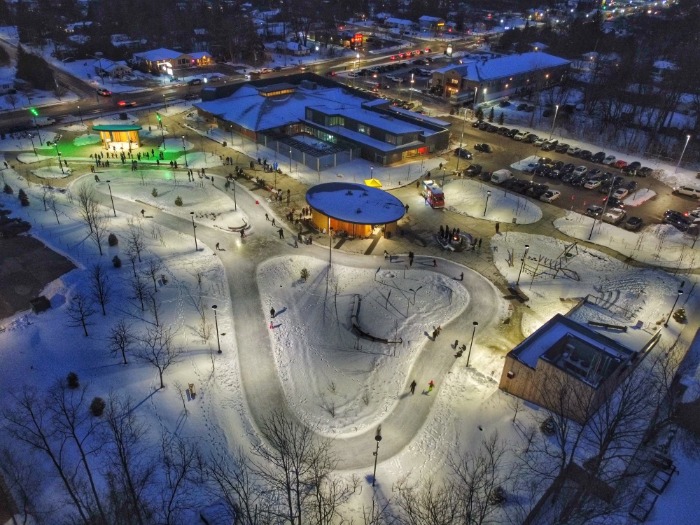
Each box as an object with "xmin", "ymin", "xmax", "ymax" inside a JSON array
[
  {"xmin": 464, "ymin": 164, "xmax": 482, "ymax": 176},
  {"xmin": 613, "ymin": 160, "xmax": 628, "ymax": 170},
  {"xmin": 602, "ymin": 155, "xmax": 616, "ymax": 165},
  {"xmin": 555, "ymin": 143, "xmax": 570, "ymax": 153},
  {"xmin": 625, "ymin": 180, "xmax": 638, "ymax": 191},
  {"xmin": 524, "ymin": 133, "xmax": 539, "ymax": 143},
  {"xmin": 624, "ymin": 216, "xmax": 644, "ymax": 231},
  {"xmin": 567, "ymin": 147, "xmax": 582, "ymax": 156},
  {"xmin": 540, "ymin": 190, "xmax": 561, "ymax": 203},
  {"xmin": 637, "ymin": 166, "xmax": 653, "ymax": 177},
  {"xmin": 541, "ymin": 140, "xmax": 557, "ymax": 151},
  {"xmin": 513, "ymin": 131, "xmax": 529, "ymax": 141},
  {"xmin": 663, "ymin": 210, "xmax": 691, "ymax": 231},
  {"xmin": 533, "ymin": 138, "xmax": 546, "ymax": 147},
  {"xmin": 573, "ymin": 166, "xmax": 588, "ymax": 177},
  {"xmin": 96, "ymin": 88, "xmax": 112, "ymax": 96},
  {"xmin": 454, "ymin": 147, "xmax": 473, "ymax": 159},
  {"xmin": 583, "ymin": 179, "xmax": 602, "ymax": 190},
  {"xmin": 523, "ymin": 162, "xmax": 539, "ymax": 173},
  {"xmin": 527, "ymin": 183, "xmax": 550, "ymax": 198},
  {"xmin": 474, "ymin": 143, "xmax": 492, "ymax": 153},
  {"xmin": 561, "ymin": 163, "xmax": 576, "ymax": 174},
  {"xmin": 506, "ymin": 128, "xmax": 519, "ymax": 138},
  {"xmin": 602, "ymin": 208, "xmax": 626, "ymax": 225},
  {"xmin": 187, "ymin": 78, "xmax": 202, "ymax": 85},
  {"xmin": 579, "ymin": 150, "xmax": 593, "ymax": 161},
  {"xmin": 496, "ymin": 127, "xmax": 510, "ymax": 136},
  {"xmin": 591, "ymin": 151, "xmax": 607, "ymax": 163},
  {"xmin": 587, "ymin": 168, "xmax": 603, "ymax": 178},
  {"xmin": 604, "ymin": 196, "xmax": 626, "ymax": 209},
  {"xmin": 612, "ymin": 187, "xmax": 629, "ymax": 199},
  {"xmin": 586, "ymin": 204, "xmax": 604, "ymax": 217}
]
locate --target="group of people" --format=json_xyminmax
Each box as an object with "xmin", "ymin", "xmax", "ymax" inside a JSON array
[{"xmin": 408, "ymin": 379, "xmax": 435, "ymax": 395}]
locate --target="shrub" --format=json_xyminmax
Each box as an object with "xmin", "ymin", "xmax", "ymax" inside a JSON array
[
  {"xmin": 66, "ymin": 372, "xmax": 80, "ymax": 389},
  {"xmin": 108, "ymin": 233, "xmax": 118, "ymax": 246},
  {"xmin": 3, "ymin": 183, "xmax": 12, "ymax": 194},
  {"xmin": 300, "ymin": 268, "xmax": 309, "ymax": 282},
  {"xmin": 112, "ymin": 255, "xmax": 122, "ymax": 268},
  {"xmin": 151, "ymin": 187, "xmax": 158, "ymax": 197},
  {"xmin": 89, "ymin": 397, "xmax": 106, "ymax": 417},
  {"xmin": 174, "ymin": 196, "xmax": 183, "ymax": 206},
  {"xmin": 18, "ymin": 188, "xmax": 29, "ymax": 206}
]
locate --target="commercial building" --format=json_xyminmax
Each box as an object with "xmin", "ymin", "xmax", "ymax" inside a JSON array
[
  {"xmin": 430, "ymin": 51, "xmax": 571, "ymax": 105},
  {"xmin": 195, "ymin": 74, "xmax": 450, "ymax": 170}
]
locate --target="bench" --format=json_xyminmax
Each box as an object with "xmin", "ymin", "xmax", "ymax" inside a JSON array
[{"xmin": 588, "ymin": 320, "xmax": 627, "ymax": 332}]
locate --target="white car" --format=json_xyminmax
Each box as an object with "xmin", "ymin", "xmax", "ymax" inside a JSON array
[
  {"xmin": 540, "ymin": 190, "xmax": 561, "ymax": 203},
  {"xmin": 613, "ymin": 187, "xmax": 629, "ymax": 199},
  {"xmin": 602, "ymin": 155, "xmax": 616, "ymax": 165},
  {"xmin": 513, "ymin": 131, "xmax": 529, "ymax": 141},
  {"xmin": 583, "ymin": 179, "xmax": 602, "ymax": 189},
  {"xmin": 573, "ymin": 165, "xmax": 588, "ymax": 176},
  {"xmin": 602, "ymin": 207, "xmax": 626, "ymax": 225},
  {"xmin": 533, "ymin": 138, "xmax": 545, "ymax": 147}
]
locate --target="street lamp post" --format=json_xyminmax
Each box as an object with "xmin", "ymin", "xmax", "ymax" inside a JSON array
[
  {"xmin": 289, "ymin": 147, "xmax": 292, "ymax": 174},
  {"xmin": 456, "ymin": 108, "xmax": 467, "ymax": 172},
  {"xmin": 27, "ymin": 133, "xmax": 37, "ymax": 156},
  {"xmin": 409, "ymin": 73, "xmax": 414, "ymax": 105},
  {"xmin": 354, "ymin": 53, "xmax": 360, "ymax": 88},
  {"xmin": 549, "ymin": 104, "xmax": 560, "ymax": 140},
  {"xmin": 190, "ymin": 211, "xmax": 198, "ymax": 251},
  {"xmin": 675, "ymin": 135, "xmax": 691, "ymax": 173},
  {"xmin": 232, "ymin": 178, "xmax": 237, "ymax": 211},
  {"xmin": 163, "ymin": 94, "xmax": 167, "ymax": 110},
  {"xmin": 212, "ymin": 304, "xmax": 221, "ymax": 353},
  {"xmin": 516, "ymin": 245, "xmax": 530, "ymax": 285},
  {"xmin": 106, "ymin": 180, "xmax": 116, "ymax": 217},
  {"xmin": 483, "ymin": 190, "xmax": 491, "ymax": 217},
  {"xmin": 664, "ymin": 289, "xmax": 683, "ymax": 327},
  {"xmin": 466, "ymin": 321, "xmax": 478, "ymax": 368},
  {"xmin": 370, "ymin": 165, "xmax": 374, "ymax": 181},
  {"xmin": 77, "ymin": 104, "xmax": 83, "ymax": 125},
  {"xmin": 181, "ymin": 136, "xmax": 188, "ymax": 167},
  {"xmin": 53, "ymin": 136, "xmax": 64, "ymax": 174},
  {"xmin": 371, "ymin": 426, "xmax": 382, "ymax": 487}
]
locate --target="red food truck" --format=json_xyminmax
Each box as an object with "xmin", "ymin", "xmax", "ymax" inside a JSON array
[{"xmin": 421, "ymin": 180, "xmax": 445, "ymax": 208}]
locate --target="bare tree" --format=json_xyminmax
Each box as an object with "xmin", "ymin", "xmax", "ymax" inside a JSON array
[
  {"xmin": 148, "ymin": 293, "xmax": 161, "ymax": 327},
  {"xmin": 46, "ymin": 379, "xmax": 108, "ymax": 525},
  {"xmin": 108, "ymin": 318, "xmax": 135, "ymax": 364},
  {"xmin": 76, "ymin": 185, "xmax": 98, "ymax": 234},
  {"xmin": 252, "ymin": 410, "xmax": 355, "ymax": 525},
  {"xmin": 3, "ymin": 387, "xmax": 92, "ymax": 524},
  {"xmin": 136, "ymin": 325, "xmax": 180, "ymax": 389},
  {"xmin": 66, "ymin": 292, "xmax": 97, "ymax": 337},
  {"xmin": 89, "ymin": 263, "xmax": 111, "ymax": 316},
  {"xmin": 131, "ymin": 274, "xmax": 148, "ymax": 312},
  {"xmin": 145, "ymin": 258, "xmax": 163, "ymax": 293},
  {"xmin": 0, "ymin": 445, "xmax": 51, "ymax": 525},
  {"xmin": 41, "ymin": 184, "xmax": 52, "ymax": 211},
  {"xmin": 126, "ymin": 219, "xmax": 145, "ymax": 263},
  {"xmin": 101, "ymin": 394, "xmax": 155, "ymax": 525},
  {"xmin": 90, "ymin": 212, "xmax": 108, "ymax": 256},
  {"xmin": 159, "ymin": 434, "xmax": 202, "ymax": 524},
  {"xmin": 393, "ymin": 477, "xmax": 461, "ymax": 525},
  {"xmin": 47, "ymin": 190, "xmax": 60, "ymax": 224}
]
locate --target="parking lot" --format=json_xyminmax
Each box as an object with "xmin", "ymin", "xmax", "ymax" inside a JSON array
[{"xmin": 446, "ymin": 118, "xmax": 700, "ymax": 233}]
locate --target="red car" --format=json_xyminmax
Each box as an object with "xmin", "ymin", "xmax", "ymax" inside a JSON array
[
  {"xmin": 613, "ymin": 160, "xmax": 628, "ymax": 170},
  {"xmin": 117, "ymin": 100, "xmax": 137, "ymax": 107}
]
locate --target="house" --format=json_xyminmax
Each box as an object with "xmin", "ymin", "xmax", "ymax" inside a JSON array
[
  {"xmin": 132, "ymin": 48, "xmax": 192, "ymax": 73},
  {"xmin": 384, "ymin": 18, "xmax": 415, "ymax": 33},
  {"xmin": 430, "ymin": 51, "xmax": 571, "ymax": 105},
  {"xmin": 195, "ymin": 74, "xmax": 450, "ymax": 169},
  {"xmin": 189, "ymin": 51, "xmax": 213, "ymax": 67},
  {"xmin": 94, "ymin": 59, "xmax": 132, "ymax": 79},
  {"xmin": 418, "ymin": 15, "xmax": 445, "ymax": 32},
  {"xmin": 499, "ymin": 312, "xmax": 660, "ymax": 424}
]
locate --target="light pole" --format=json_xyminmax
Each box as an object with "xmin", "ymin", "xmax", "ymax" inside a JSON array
[
  {"xmin": 456, "ymin": 108, "xmax": 467, "ymax": 172},
  {"xmin": 483, "ymin": 190, "xmax": 491, "ymax": 217},
  {"xmin": 370, "ymin": 165, "xmax": 374, "ymax": 181},
  {"xmin": 77, "ymin": 104, "xmax": 83, "ymax": 125},
  {"xmin": 106, "ymin": 180, "xmax": 116, "ymax": 217},
  {"xmin": 354, "ymin": 52, "xmax": 360, "ymax": 88},
  {"xmin": 549, "ymin": 104, "xmax": 559, "ymax": 140},
  {"xmin": 372, "ymin": 426, "xmax": 382, "ymax": 487},
  {"xmin": 289, "ymin": 147, "xmax": 292, "ymax": 174},
  {"xmin": 466, "ymin": 321, "xmax": 478, "ymax": 368},
  {"xmin": 675, "ymin": 134, "xmax": 691, "ymax": 173},
  {"xmin": 212, "ymin": 304, "xmax": 221, "ymax": 353},
  {"xmin": 409, "ymin": 73, "xmax": 414, "ymax": 105},
  {"xmin": 190, "ymin": 211, "xmax": 198, "ymax": 251},
  {"xmin": 53, "ymin": 135, "xmax": 64, "ymax": 174},
  {"xmin": 232, "ymin": 177, "xmax": 237, "ymax": 211},
  {"xmin": 27, "ymin": 133, "xmax": 37, "ymax": 156},
  {"xmin": 181, "ymin": 136, "xmax": 188, "ymax": 167},
  {"xmin": 664, "ymin": 289, "xmax": 683, "ymax": 327},
  {"xmin": 516, "ymin": 244, "xmax": 530, "ymax": 285},
  {"xmin": 163, "ymin": 94, "xmax": 167, "ymax": 110}
]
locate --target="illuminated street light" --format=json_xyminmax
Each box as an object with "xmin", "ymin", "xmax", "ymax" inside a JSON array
[
  {"xmin": 483, "ymin": 190, "xmax": 491, "ymax": 217},
  {"xmin": 371, "ymin": 426, "xmax": 382, "ymax": 487},
  {"xmin": 190, "ymin": 211, "xmax": 198, "ymax": 251},
  {"xmin": 549, "ymin": 104, "xmax": 560, "ymax": 140},
  {"xmin": 675, "ymin": 134, "xmax": 691, "ymax": 173},
  {"xmin": 212, "ymin": 304, "xmax": 221, "ymax": 353},
  {"xmin": 516, "ymin": 245, "xmax": 530, "ymax": 285},
  {"xmin": 182, "ymin": 136, "xmax": 188, "ymax": 167},
  {"xmin": 466, "ymin": 321, "xmax": 478, "ymax": 368}
]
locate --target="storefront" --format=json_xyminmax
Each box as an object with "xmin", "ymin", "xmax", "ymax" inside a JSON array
[{"xmin": 92, "ymin": 124, "xmax": 142, "ymax": 151}]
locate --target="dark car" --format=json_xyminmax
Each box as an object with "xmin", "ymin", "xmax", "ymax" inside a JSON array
[
  {"xmin": 454, "ymin": 147, "xmax": 473, "ymax": 159},
  {"xmin": 187, "ymin": 78, "xmax": 202, "ymax": 85},
  {"xmin": 592, "ymin": 151, "xmax": 607, "ymax": 163},
  {"xmin": 623, "ymin": 161, "xmax": 642, "ymax": 175},
  {"xmin": 571, "ymin": 173, "xmax": 587, "ymax": 186},
  {"xmin": 506, "ymin": 128, "xmax": 519, "ymax": 138},
  {"xmin": 527, "ymin": 184, "xmax": 550, "ymax": 199},
  {"xmin": 96, "ymin": 88, "xmax": 112, "ymax": 96},
  {"xmin": 579, "ymin": 150, "xmax": 593, "ymax": 161},
  {"xmin": 561, "ymin": 163, "xmax": 576, "ymax": 174},
  {"xmin": 484, "ymin": 123, "xmax": 498, "ymax": 133},
  {"xmin": 474, "ymin": 143, "xmax": 492, "ymax": 153},
  {"xmin": 624, "ymin": 216, "xmax": 644, "ymax": 231},
  {"xmin": 625, "ymin": 180, "xmax": 638, "ymax": 191},
  {"xmin": 555, "ymin": 143, "xmax": 570, "ymax": 153},
  {"xmin": 664, "ymin": 212, "xmax": 691, "ymax": 231},
  {"xmin": 586, "ymin": 204, "xmax": 604, "ymax": 217},
  {"xmin": 561, "ymin": 171, "xmax": 576, "ymax": 183},
  {"xmin": 516, "ymin": 103, "xmax": 528, "ymax": 111},
  {"xmin": 479, "ymin": 170, "xmax": 492, "ymax": 181},
  {"xmin": 637, "ymin": 166, "xmax": 653, "ymax": 177},
  {"xmin": 524, "ymin": 133, "xmax": 539, "ymax": 144},
  {"xmin": 464, "ymin": 164, "xmax": 482, "ymax": 176},
  {"xmin": 496, "ymin": 126, "xmax": 510, "ymax": 135},
  {"xmin": 541, "ymin": 140, "xmax": 558, "ymax": 151},
  {"xmin": 604, "ymin": 196, "xmax": 626, "ymax": 208}
]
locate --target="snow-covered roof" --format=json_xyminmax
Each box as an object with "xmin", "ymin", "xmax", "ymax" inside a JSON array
[
  {"xmin": 419, "ymin": 16, "xmax": 443, "ymax": 23},
  {"xmin": 385, "ymin": 17, "xmax": 414, "ymax": 26},
  {"xmin": 305, "ymin": 182, "xmax": 405, "ymax": 224},
  {"xmin": 435, "ymin": 52, "xmax": 571, "ymax": 82},
  {"xmin": 133, "ymin": 48, "xmax": 186, "ymax": 61},
  {"xmin": 189, "ymin": 51, "xmax": 212, "ymax": 60}
]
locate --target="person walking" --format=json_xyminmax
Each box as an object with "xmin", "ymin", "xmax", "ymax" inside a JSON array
[
  {"xmin": 278, "ymin": 228, "xmax": 284, "ymax": 239},
  {"xmin": 495, "ymin": 222, "xmax": 500, "ymax": 234},
  {"xmin": 215, "ymin": 242, "xmax": 220, "ymax": 251},
  {"xmin": 270, "ymin": 308, "xmax": 275, "ymax": 318},
  {"xmin": 478, "ymin": 238, "xmax": 482, "ymax": 249},
  {"xmin": 410, "ymin": 380, "xmax": 417, "ymax": 395},
  {"xmin": 428, "ymin": 380, "xmax": 435, "ymax": 393},
  {"xmin": 433, "ymin": 259, "xmax": 437, "ymax": 267},
  {"xmin": 272, "ymin": 218, "xmax": 276, "ymax": 226},
  {"xmin": 265, "ymin": 213, "xmax": 269, "ymax": 221}
]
